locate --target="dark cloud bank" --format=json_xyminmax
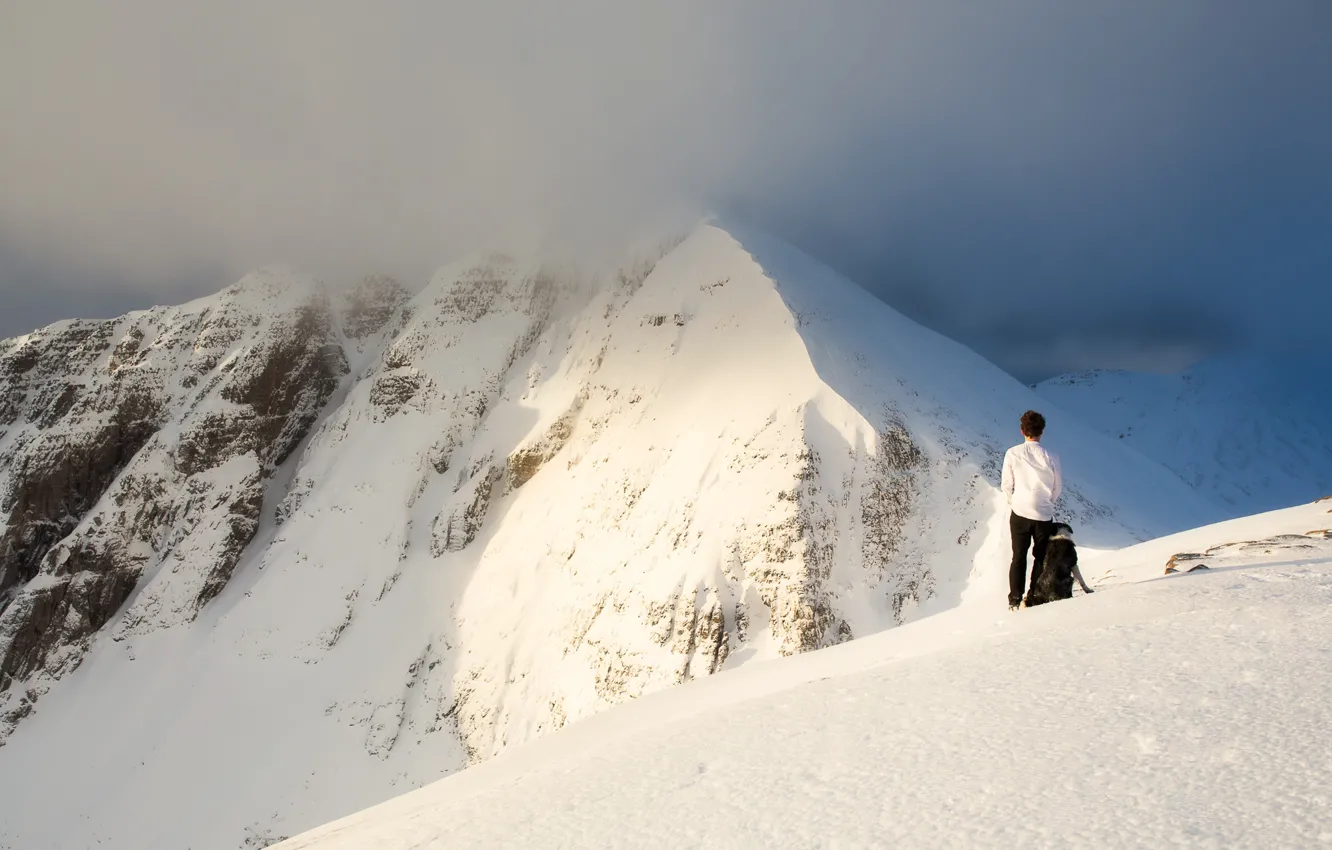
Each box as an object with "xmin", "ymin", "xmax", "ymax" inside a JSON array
[{"xmin": 1, "ymin": 1, "xmax": 1328, "ymax": 380}]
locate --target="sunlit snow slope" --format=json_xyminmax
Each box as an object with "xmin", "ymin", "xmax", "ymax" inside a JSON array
[
  {"xmin": 0, "ymin": 224, "xmax": 1223, "ymax": 849},
  {"xmin": 1037, "ymin": 356, "xmax": 1332, "ymax": 515},
  {"xmin": 278, "ymin": 500, "xmax": 1332, "ymax": 850}
]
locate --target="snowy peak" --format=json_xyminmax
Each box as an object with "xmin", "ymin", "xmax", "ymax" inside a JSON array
[
  {"xmin": 724, "ymin": 224, "xmax": 1222, "ymax": 542},
  {"xmin": 0, "ymin": 223, "xmax": 1232, "ymax": 849}
]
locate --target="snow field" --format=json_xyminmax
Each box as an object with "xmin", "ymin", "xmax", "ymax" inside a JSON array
[{"xmin": 279, "ymin": 501, "xmax": 1332, "ymax": 849}]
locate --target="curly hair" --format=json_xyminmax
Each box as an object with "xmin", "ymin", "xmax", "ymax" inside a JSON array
[{"xmin": 1020, "ymin": 410, "xmax": 1046, "ymax": 439}]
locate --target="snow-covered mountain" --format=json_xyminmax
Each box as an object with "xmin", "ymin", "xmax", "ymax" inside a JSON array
[
  {"xmin": 1036, "ymin": 356, "xmax": 1331, "ymax": 515},
  {"xmin": 0, "ymin": 223, "xmax": 1225, "ymax": 849},
  {"xmin": 273, "ymin": 499, "xmax": 1332, "ymax": 849}
]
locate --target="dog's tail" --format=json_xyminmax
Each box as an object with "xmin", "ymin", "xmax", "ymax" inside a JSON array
[{"xmin": 1072, "ymin": 562, "xmax": 1094, "ymax": 594}]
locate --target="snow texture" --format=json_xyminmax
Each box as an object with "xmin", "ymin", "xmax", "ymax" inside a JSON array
[{"xmin": 0, "ymin": 223, "xmax": 1241, "ymax": 849}]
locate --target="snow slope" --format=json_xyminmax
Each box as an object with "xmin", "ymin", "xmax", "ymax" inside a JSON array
[
  {"xmin": 1037, "ymin": 355, "xmax": 1332, "ymax": 515},
  {"xmin": 277, "ymin": 500, "xmax": 1332, "ymax": 849},
  {"xmin": 0, "ymin": 223, "xmax": 1225, "ymax": 849}
]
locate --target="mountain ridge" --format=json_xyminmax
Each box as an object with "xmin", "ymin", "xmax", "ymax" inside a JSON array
[{"xmin": 1036, "ymin": 354, "xmax": 1332, "ymax": 515}]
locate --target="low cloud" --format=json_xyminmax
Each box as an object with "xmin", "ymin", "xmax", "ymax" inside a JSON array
[{"xmin": 1, "ymin": 1, "xmax": 1328, "ymax": 377}]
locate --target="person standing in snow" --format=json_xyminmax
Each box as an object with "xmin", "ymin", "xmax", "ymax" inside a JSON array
[{"xmin": 1002, "ymin": 410, "xmax": 1062, "ymax": 610}]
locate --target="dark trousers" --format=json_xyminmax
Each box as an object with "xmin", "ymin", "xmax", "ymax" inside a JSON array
[{"xmin": 1009, "ymin": 512, "xmax": 1053, "ymax": 606}]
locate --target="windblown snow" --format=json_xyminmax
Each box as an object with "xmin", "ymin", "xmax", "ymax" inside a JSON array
[{"xmin": 0, "ymin": 223, "xmax": 1287, "ymax": 849}]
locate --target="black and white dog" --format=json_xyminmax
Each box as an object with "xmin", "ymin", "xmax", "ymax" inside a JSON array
[{"xmin": 1026, "ymin": 522, "xmax": 1093, "ymax": 606}]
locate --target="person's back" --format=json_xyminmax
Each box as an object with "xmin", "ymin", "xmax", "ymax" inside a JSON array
[
  {"xmin": 1002, "ymin": 410, "xmax": 1063, "ymax": 609},
  {"xmin": 1003, "ymin": 440, "xmax": 1061, "ymax": 522}
]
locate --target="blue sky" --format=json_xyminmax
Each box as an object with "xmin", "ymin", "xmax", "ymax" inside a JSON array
[{"xmin": 1, "ymin": 1, "xmax": 1327, "ymax": 380}]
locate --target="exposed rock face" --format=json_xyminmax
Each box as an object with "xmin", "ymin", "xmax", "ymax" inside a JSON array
[
  {"xmin": 505, "ymin": 400, "xmax": 579, "ymax": 492},
  {"xmin": 0, "ymin": 409, "xmax": 157, "ymax": 599},
  {"xmin": 864, "ymin": 420, "xmax": 930, "ymax": 620},
  {"xmin": 0, "ymin": 272, "xmax": 346, "ymax": 737},
  {"xmin": 433, "ymin": 460, "xmax": 504, "ymax": 555},
  {"xmin": 721, "ymin": 413, "xmax": 929, "ymax": 658}
]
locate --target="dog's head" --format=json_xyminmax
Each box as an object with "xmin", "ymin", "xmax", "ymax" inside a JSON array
[{"xmin": 1050, "ymin": 521, "xmax": 1075, "ymax": 542}]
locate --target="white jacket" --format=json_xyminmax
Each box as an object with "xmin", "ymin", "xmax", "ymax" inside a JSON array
[{"xmin": 1002, "ymin": 440, "xmax": 1062, "ymax": 522}]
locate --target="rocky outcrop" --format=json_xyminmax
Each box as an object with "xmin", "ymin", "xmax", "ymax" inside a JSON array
[
  {"xmin": 737, "ymin": 455, "xmax": 842, "ymax": 657},
  {"xmin": 1165, "ymin": 531, "xmax": 1332, "ymax": 574},
  {"xmin": 0, "ymin": 414, "xmax": 158, "ymax": 605},
  {"xmin": 862, "ymin": 419, "xmax": 930, "ymax": 620},
  {"xmin": 505, "ymin": 401, "xmax": 579, "ymax": 491},
  {"xmin": 369, "ymin": 372, "xmax": 426, "ymax": 414},
  {"xmin": 433, "ymin": 460, "xmax": 503, "ymax": 555}
]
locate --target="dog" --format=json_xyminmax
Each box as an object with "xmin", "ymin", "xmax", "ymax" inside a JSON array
[{"xmin": 1025, "ymin": 521, "xmax": 1093, "ymax": 607}]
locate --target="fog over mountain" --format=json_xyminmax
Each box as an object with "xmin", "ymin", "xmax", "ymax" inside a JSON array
[{"xmin": 2, "ymin": 1, "xmax": 1329, "ymax": 378}]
